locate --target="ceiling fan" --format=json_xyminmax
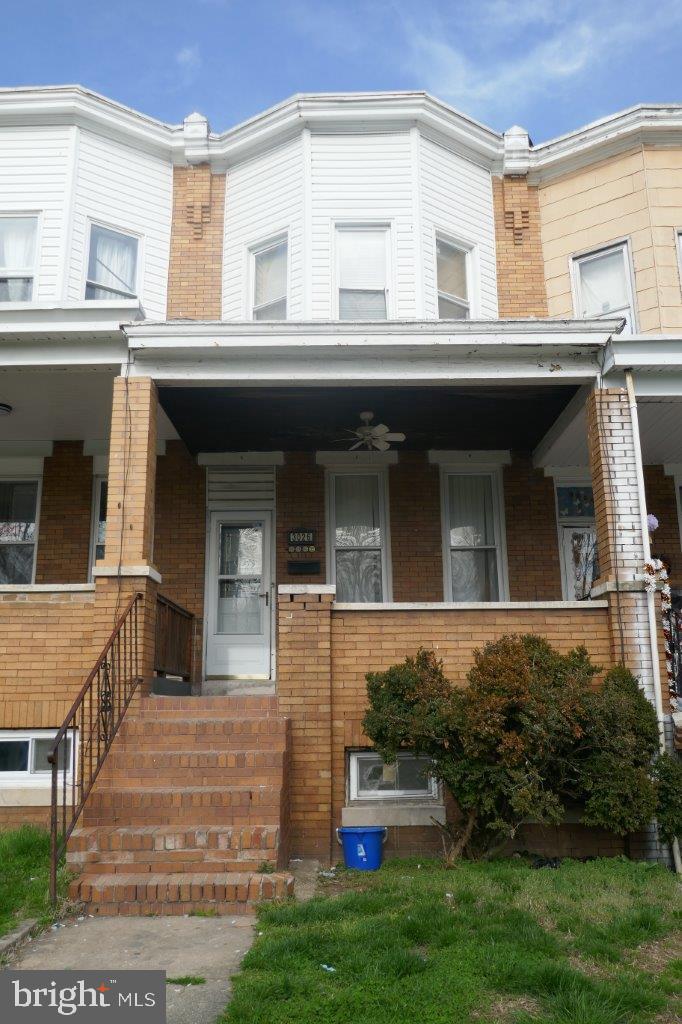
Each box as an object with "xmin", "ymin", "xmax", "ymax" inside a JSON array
[{"xmin": 338, "ymin": 411, "xmax": 406, "ymax": 452}]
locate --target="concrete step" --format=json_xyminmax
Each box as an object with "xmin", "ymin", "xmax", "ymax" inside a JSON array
[
  {"xmin": 82, "ymin": 786, "xmax": 284, "ymax": 826},
  {"xmin": 69, "ymin": 870, "xmax": 294, "ymax": 916}
]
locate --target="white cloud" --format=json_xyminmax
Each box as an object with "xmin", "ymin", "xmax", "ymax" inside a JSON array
[{"xmin": 176, "ymin": 45, "xmax": 202, "ymax": 73}]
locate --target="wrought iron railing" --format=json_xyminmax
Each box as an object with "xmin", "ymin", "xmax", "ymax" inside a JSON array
[
  {"xmin": 48, "ymin": 591, "xmax": 143, "ymax": 903},
  {"xmin": 154, "ymin": 593, "xmax": 194, "ymax": 681}
]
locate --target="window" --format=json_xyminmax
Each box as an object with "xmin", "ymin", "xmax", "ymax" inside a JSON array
[
  {"xmin": 85, "ymin": 224, "xmax": 138, "ymax": 300},
  {"xmin": 89, "ymin": 477, "xmax": 108, "ymax": 576},
  {"xmin": 0, "ymin": 216, "xmax": 37, "ymax": 301},
  {"xmin": 252, "ymin": 237, "xmax": 288, "ymax": 320},
  {"xmin": 555, "ymin": 481, "xmax": 598, "ymax": 601},
  {"xmin": 436, "ymin": 237, "xmax": 469, "ymax": 319},
  {"xmin": 0, "ymin": 731, "xmax": 73, "ymax": 779},
  {"xmin": 349, "ymin": 751, "xmax": 438, "ymax": 801},
  {"xmin": 329, "ymin": 471, "xmax": 388, "ymax": 602},
  {"xmin": 0, "ymin": 480, "xmax": 39, "ymax": 584},
  {"xmin": 443, "ymin": 471, "xmax": 505, "ymax": 602},
  {"xmin": 337, "ymin": 226, "xmax": 389, "ymax": 320},
  {"xmin": 573, "ymin": 243, "xmax": 635, "ymax": 332}
]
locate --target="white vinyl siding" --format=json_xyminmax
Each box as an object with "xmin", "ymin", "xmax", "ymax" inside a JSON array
[
  {"xmin": 311, "ymin": 133, "xmax": 414, "ymax": 319},
  {"xmin": 420, "ymin": 135, "xmax": 498, "ymax": 319},
  {"xmin": 222, "ymin": 136, "xmax": 304, "ymax": 320},
  {"xmin": 68, "ymin": 129, "xmax": 172, "ymax": 318},
  {"xmin": 0, "ymin": 126, "xmax": 72, "ymax": 301}
]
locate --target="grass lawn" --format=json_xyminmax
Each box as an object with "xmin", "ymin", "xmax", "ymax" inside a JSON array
[
  {"xmin": 0, "ymin": 825, "xmax": 71, "ymax": 938},
  {"xmin": 223, "ymin": 857, "xmax": 682, "ymax": 1024}
]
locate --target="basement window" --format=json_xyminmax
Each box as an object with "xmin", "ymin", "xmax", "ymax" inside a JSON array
[
  {"xmin": 349, "ymin": 751, "xmax": 437, "ymax": 801},
  {"xmin": 0, "ymin": 731, "xmax": 74, "ymax": 780}
]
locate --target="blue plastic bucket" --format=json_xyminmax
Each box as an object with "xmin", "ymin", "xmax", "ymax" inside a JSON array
[{"xmin": 336, "ymin": 826, "xmax": 387, "ymax": 870}]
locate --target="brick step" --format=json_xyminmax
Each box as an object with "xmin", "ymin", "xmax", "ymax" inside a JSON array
[
  {"xmin": 82, "ymin": 787, "xmax": 283, "ymax": 826},
  {"xmin": 100, "ymin": 748, "xmax": 285, "ymax": 782},
  {"xmin": 68, "ymin": 824, "xmax": 281, "ymax": 855},
  {"xmin": 69, "ymin": 871, "xmax": 294, "ymax": 916},
  {"xmin": 139, "ymin": 696, "xmax": 280, "ymax": 715},
  {"xmin": 73, "ymin": 853, "xmax": 278, "ymax": 874},
  {"xmin": 119, "ymin": 718, "xmax": 288, "ymax": 748}
]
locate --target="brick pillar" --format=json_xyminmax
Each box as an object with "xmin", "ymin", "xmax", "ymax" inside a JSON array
[
  {"xmin": 35, "ymin": 441, "xmax": 93, "ymax": 584},
  {"xmin": 586, "ymin": 387, "xmax": 668, "ymax": 864},
  {"xmin": 167, "ymin": 165, "xmax": 226, "ymax": 319},
  {"xmin": 277, "ymin": 585, "xmax": 335, "ymax": 862},
  {"xmin": 93, "ymin": 376, "xmax": 160, "ymax": 690},
  {"xmin": 492, "ymin": 176, "xmax": 548, "ymax": 317}
]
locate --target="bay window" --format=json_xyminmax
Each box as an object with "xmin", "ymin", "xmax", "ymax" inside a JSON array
[
  {"xmin": 252, "ymin": 237, "xmax": 288, "ymax": 320},
  {"xmin": 337, "ymin": 226, "xmax": 389, "ymax": 320},
  {"xmin": 0, "ymin": 479, "xmax": 39, "ymax": 585},
  {"xmin": 329, "ymin": 470, "xmax": 388, "ymax": 602},
  {"xmin": 0, "ymin": 215, "xmax": 37, "ymax": 301},
  {"xmin": 573, "ymin": 242, "xmax": 635, "ymax": 332},
  {"xmin": 85, "ymin": 223, "xmax": 138, "ymax": 300},
  {"xmin": 436, "ymin": 236, "xmax": 469, "ymax": 319}
]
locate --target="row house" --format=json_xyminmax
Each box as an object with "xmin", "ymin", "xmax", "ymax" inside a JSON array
[{"xmin": 0, "ymin": 87, "xmax": 681, "ymax": 914}]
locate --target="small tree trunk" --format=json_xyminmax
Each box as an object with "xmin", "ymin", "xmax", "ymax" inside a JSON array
[{"xmin": 432, "ymin": 809, "xmax": 477, "ymax": 866}]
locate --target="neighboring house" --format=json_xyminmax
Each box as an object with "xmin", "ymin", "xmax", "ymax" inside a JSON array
[{"xmin": 0, "ymin": 87, "xmax": 681, "ymax": 914}]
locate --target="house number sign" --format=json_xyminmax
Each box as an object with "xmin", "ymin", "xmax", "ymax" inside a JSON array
[{"xmin": 287, "ymin": 528, "xmax": 317, "ymax": 554}]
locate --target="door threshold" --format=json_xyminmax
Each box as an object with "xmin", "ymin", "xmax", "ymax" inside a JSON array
[{"xmin": 201, "ymin": 678, "xmax": 276, "ymax": 697}]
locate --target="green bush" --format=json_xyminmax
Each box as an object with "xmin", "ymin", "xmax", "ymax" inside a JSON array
[{"xmin": 653, "ymin": 752, "xmax": 682, "ymax": 846}]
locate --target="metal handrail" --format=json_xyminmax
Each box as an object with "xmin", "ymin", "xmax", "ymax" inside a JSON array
[{"xmin": 48, "ymin": 591, "xmax": 143, "ymax": 904}]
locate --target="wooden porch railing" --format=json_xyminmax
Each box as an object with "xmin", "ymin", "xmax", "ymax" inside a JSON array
[
  {"xmin": 154, "ymin": 593, "xmax": 195, "ymax": 682},
  {"xmin": 48, "ymin": 591, "xmax": 143, "ymax": 903}
]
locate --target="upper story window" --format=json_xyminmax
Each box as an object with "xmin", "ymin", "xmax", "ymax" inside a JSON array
[
  {"xmin": 573, "ymin": 242, "xmax": 635, "ymax": 333},
  {"xmin": 437, "ymin": 237, "xmax": 469, "ymax": 319},
  {"xmin": 0, "ymin": 216, "xmax": 37, "ymax": 301},
  {"xmin": 85, "ymin": 224, "xmax": 138, "ymax": 300},
  {"xmin": 337, "ymin": 226, "xmax": 389, "ymax": 320},
  {"xmin": 0, "ymin": 479, "xmax": 39, "ymax": 585},
  {"xmin": 252, "ymin": 237, "xmax": 287, "ymax": 320}
]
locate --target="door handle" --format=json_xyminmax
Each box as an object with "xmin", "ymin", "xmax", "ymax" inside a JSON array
[{"xmin": 259, "ymin": 592, "xmax": 269, "ymax": 607}]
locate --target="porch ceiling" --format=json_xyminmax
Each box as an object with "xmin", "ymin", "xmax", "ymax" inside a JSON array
[{"xmin": 158, "ymin": 384, "xmax": 578, "ymax": 454}]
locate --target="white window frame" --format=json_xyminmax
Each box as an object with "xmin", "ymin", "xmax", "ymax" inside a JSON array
[
  {"xmin": 249, "ymin": 232, "xmax": 289, "ymax": 321},
  {"xmin": 551, "ymin": 472, "xmax": 596, "ymax": 601},
  {"xmin": 0, "ymin": 475, "xmax": 42, "ymax": 585},
  {"xmin": 439, "ymin": 464, "xmax": 509, "ymax": 602},
  {"xmin": 326, "ymin": 465, "xmax": 392, "ymax": 603},
  {"xmin": 88, "ymin": 475, "xmax": 108, "ymax": 580},
  {"xmin": 349, "ymin": 750, "xmax": 439, "ymax": 801},
  {"xmin": 676, "ymin": 231, "xmax": 682, "ymax": 299},
  {"xmin": 84, "ymin": 219, "xmax": 141, "ymax": 301},
  {"xmin": 0, "ymin": 212, "xmax": 40, "ymax": 302},
  {"xmin": 334, "ymin": 222, "xmax": 393, "ymax": 320},
  {"xmin": 0, "ymin": 729, "xmax": 76, "ymax": 785},
  {"xmin": 434, "ymin": 231, "xmax": 476, "ymax": 320},
  {"xmin": 570, "ymin": 239, "xmax": 637, "ymax": 333}
]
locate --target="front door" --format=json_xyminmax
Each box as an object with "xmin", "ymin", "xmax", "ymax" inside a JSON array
[
  {"xmin": 560, "ymin": 525, "xmax": 598, "ymax": 601},
  {"xmin": 206, "ymin": 511, "xmax": 273, "ymax": 679}
]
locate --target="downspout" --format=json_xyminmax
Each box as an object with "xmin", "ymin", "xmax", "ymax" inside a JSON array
[{"xmin": 624, "ymin": 369, "xmax": 682, "ymax": 874}]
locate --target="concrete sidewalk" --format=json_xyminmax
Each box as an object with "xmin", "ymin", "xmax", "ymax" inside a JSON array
[{"xmin": 8, "ymin": 915, "xmax": 256, "ymax": 1024}]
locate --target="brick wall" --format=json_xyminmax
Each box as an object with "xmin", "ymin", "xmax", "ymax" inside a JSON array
[
  {"xmin": 389, "ymin": 454, "xmax": 443, "ymax": 601},
  {"xmin": 154, "ymin": 440, "xmax": 207, "ymax": 676},
  {"xmin": 35, "ymin": 442, "xmax": 93, "ymax": 584},
  {"xmin": 276, "ymin": 454, "xmax": 327, "ymax": 585},
  {"xmin": 492, "ymin": 176, "xmax": 548, "ymax": 318},
  {"xmin": 644, "ymin": 465, "xmax": 682, "ymax": 588},
  {"xmin": 167, "ymin": 165, "xmax": 226, "ymax": 320},
  {"xmin": 504, "ymin": 453, "xmax": 563, "ymax": 600}
]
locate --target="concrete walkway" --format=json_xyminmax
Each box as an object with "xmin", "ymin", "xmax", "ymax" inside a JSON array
[{"xmin": 9, "ymin": 915, "xmax": 255, "ymax": 1024}]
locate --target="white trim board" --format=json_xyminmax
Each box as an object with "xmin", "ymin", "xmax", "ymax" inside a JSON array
[
  {"xmin": 198, "ymin": 452, "xmax": 285, "ymax": 466},
  {"xmin": 316, "ymin": 451, "xmax": 398, "ymax": 467},
  {"xmin": 429, "ymin": 449, "xmax": 510, "ymax": 466}
]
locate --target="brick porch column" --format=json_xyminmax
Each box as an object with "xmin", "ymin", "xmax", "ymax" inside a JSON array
[
  {"xmin": 586, "ymin": 386, "xmax": 668, "ymax": 863},
  {"xmin": 92, "ymin": 376, "xmax": 160, "ymax": 689},
  {"xmin": 277, "ymin": 585, "xmax": 335, "ymax": 863}
]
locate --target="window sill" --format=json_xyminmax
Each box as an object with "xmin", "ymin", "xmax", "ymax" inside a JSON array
[{"xmin": 342, "ymin": 803, "xmax": 445, "ymax": 827}]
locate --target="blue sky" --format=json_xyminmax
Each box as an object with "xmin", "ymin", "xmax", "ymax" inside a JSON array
[{"xmin": 3, "ymin": 0, "xmax": 682, "ymax": 141}]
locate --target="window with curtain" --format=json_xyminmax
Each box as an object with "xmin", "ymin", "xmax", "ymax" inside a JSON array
[
  {"xmin": 0, "ymin": 216, "xmax": 37, "ymax": 301},
  {"xmin": 331, "ymin": 472, "xmax": 385, "ymax": 602},
  {"xmin": 253, "ymin": 238, "xmax": 288, "ymax": 319},
  {"xmin": 445, "ymin": 473, "xmax": 501, "ymax": 601},
  {"xmin": 85, "ymin": 224, "xmax": 138, "ymax": 300},
  {"xmin": 0, "ymin": 480, "xmax": 39, "ymax": 585},
  {"xmin": 337, "ymin": 227, "xmax": 388, "ymax": 320},
  {"xmin": 574, "ymin": 244, "xmax": 634, "ymax": 332},
  {"xmin": 437, "ymin": 237, "xmax": 469, "ymax": 319}
]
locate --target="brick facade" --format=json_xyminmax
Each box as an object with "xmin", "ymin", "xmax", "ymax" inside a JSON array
[
  {"xmin": 492, "ymin": 176, "xmax": 548, "ymax": 318},
  {"xmin": 35, "ymin": 442, "xmax": 93, "ymax": 584},
  {"xmin": 276, "ymin": 454, "xmax": 327, "ymax": 586},
  {"xmin": 503, "ymin": 453, "xmax": 563, "ymax": 600},
  {"xmin": 389, "ymin": 454, "xmax": 443, "ymax": 601},
  {"xmin": 167, "ymin": 165, "xmax": 226, "ymax": 320}
]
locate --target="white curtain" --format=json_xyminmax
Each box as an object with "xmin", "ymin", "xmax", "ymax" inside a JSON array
[
  {"xmin": 448, "ymin": 475, "xmax": 494, "ymax": 547},
  {"xmin": 579, "ymin": 249, "xmax": 628, "ymax": 316},
  {"xmin": 255, "ymin": 241, "xmax": 287, "ymax": 308},
  {"xmin": 334, "ymin": 475, "xmax": 381, "ymax": 548},
  {"xmin": 0, "ymin": 217, "xmax": 36, "ymax": 271},
  {"xmin": 338, "ymin": 229, "xmax": 387, "ymax": 320},
  {"xmin": 437, "ymin": 239, "xmax": 467, "ymax": 301},
  {"xmin": 88, "ymin": 225, "xmax": 137, "ymax": 295}
]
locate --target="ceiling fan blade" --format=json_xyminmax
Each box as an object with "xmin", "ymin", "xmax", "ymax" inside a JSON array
[
  {"xmin": 372, "ymin": 439, "xmax": 391, "ymax": 452},
  {"xmin": 383, "ymin": 432, "xmax": 406, "ymax": 442},
  {"xmin": 372, "ymin": 423, "xmax": 390, "ymax": 435},
  {"xmin": 349, "ymin": 440, "xmax": 366, "ymax": 451}
]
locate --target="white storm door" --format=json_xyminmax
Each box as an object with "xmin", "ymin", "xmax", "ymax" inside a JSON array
[
  {"xmin": 560, "ymin": 525, "xmax": 598, "ymax": 601},
  {"xmin": 206, "ymin": 512, "xmax": 272, "ymax": 679}
]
